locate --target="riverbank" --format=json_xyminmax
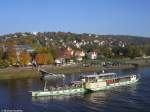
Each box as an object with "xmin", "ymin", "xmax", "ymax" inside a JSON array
[
  {"xmin": 0, "ymin": 58, "xmax": 150, "ymax": 80},
  {"xmin": 0, "ymin": 68, "xmax": 39, "ymax": 80},
  {"xmin": 0, "ymin": 65, "xmax": 134, "ymax": 80}
]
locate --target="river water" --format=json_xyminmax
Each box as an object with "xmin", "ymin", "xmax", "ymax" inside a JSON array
[{"xmin": 0, "ymin": 67, "xmax": 150, "ymax": 112}]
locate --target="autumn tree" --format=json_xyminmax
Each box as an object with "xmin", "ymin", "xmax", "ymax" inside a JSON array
[
  {"xmin": 0, "ymin": 48, "xmax": 5, "ymax": 68},
  {"xmin": 35, "ymin": 53, "xmax": 46, "ymax": 65},
  {"xmin": 0, "ymin": 48, "xmax": 4, "ymax": 60},
  {"xmin": 47, "ymin": 52, "xmax": 54, "ymax": 64},
  {"xmin": 35, "ymin": 53, "xmax": 54, "ymax": 65},
  {"xmin": 7, "ymin": 48, "xmax": 17, "ymax": 65},
  {"xmin": 19, "ymin": 51, "xmax": 31, "ymax": 66}
]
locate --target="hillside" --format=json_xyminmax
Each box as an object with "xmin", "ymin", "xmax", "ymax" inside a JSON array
[
  {"xmin": 1, "ymin": 32, "xmax": 150, "ymax": 46},
  {"xmin": 0, "ymin": 32, "xmax": 150, "ymax": 68}
]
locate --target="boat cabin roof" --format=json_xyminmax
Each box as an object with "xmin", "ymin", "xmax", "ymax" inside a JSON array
[
  {"xmin": 71, "ymin": 81, "xmax": 83, "ymax": 85},
  {"xmin": 81, "ymin": 73, "xmax": 116, "ymax": 78}
]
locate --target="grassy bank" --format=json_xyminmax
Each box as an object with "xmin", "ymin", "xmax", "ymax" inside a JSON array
[
  {"xmin": 0, "ymin": 58, "xmax": 149, "ymax": 80},
  {"xmin": 45, "ymin": 64, "xmax": 135, "ymax": 74},
  {"xmin": 45, "ymin": 66, "xmax": 104, "ymax": 74},
  {"xmin": 125, "ymin": 59, "xmax": 150, "ymax": 67},
  {"xmin": 0, "ymin": 64, "xmax": 135, "ymax": 80},
  {"xmin": 0, "ymin": 69, "xmax": 39, "ymax": 80}
]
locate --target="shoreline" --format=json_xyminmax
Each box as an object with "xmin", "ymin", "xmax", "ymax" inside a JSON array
[
  {"xmin": 0, "ymin": 59, "xmax": 150, "ymax": 80},
  {"xmin": 0, "ymin": 65, "xmax": 138, "ymax": 80}
]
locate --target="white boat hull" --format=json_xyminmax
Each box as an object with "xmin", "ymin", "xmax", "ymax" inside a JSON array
[
  {"xmin": 31, "ymin": 88, "xmax": 86, "ymax": 97},
  {"xmin": 87, "ymin": 79, "xmax": 138, "ymax": 91}
]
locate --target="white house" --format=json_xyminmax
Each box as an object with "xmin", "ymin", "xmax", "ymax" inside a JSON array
[
  {"xmin": 89, "ymin": 52, "xmax": 97, "ymax": 60},
  {"xmin": 75, "ymin": 50, "xmax": 85, "ymax": 61}
]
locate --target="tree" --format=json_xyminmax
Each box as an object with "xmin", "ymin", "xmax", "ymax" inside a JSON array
[
  {"xmin": 0, "ymin": 49, "xmax": 6, "ymax": 68},
  {"xmin": 50, "ymin": 47, "xmax": 61, "ymax": 58},
  {"xmin": 127, "ymin": 46, "xmax": 142, "ymax": 59},
  {"xmin": 142, "ymin": 44, "xmax": 150, "ymax": 56},
  {"xmin": 47, "ymin": 53, "xmax": 54, "ymax": 64},
  {"xmin": 112, "ymin": 46, "xmax": 128, "ymax": 57},
  {"xmin": 35, "ymin": 53, "xmax": 54, "ymax": 65},
  {"xmin": 99, "ymin": 46, "xmax": 113, "ymax": 58},
  {"xmin": 0, "ymin": 48, "xmax": 3, "ymax": 60},
  {"xmin": 35, "ymin": 53, "xmax": 47, "ymax": 65},
  {"xmin": 7, "ymin": 49, "xmax": 17, "ymax": 65},
  {"xmin": 19, "ymin": 51, "xmax": 31, "ymax": 66}
]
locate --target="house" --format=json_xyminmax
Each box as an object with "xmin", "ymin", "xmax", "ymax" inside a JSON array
[
  {"xmin": 2, "ymin": 45, "xmax": 34, "ymax": 55},
  {"xmin": 54, "ymin": 47, "xmax": 74, "ymax": 66},
  {"xmin": 60, "ymin": 47, "xmax": 74, "ymax": 59},
  {"xmin": 54, "ymin": 58, "xmax": 65, "ymax": 66},
  {"xmin": 67, "ymin": 47, "xmax": 74, "ymax": 56},
  {"xmin": 75, "ymin": 50, "xmax": 85, "ymax": 61},
  {"xmin": 75, "ymin": 43, "xmax": 81, "ymax": 48},
  {"xmin": 16, "ymin": 45, "xmax": 35, "ymax": 53},
  {"xmin": 76, "ymin": 57, "xmax": 83, "ymax": 61},
  {"xmin": 32, "ymin": 32, "xmax": 38, "ymax": 35},
  {"xmin": 88, "ymin": 52, "xmax": 97, "ymax": 60},
  {"xmin": 75, "ymin": 50, "xmax": 85, "ymax": 57}
]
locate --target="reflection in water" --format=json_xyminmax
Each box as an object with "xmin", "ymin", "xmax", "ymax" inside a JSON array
[{"xmin": 85, "ymin": 91, "xmax": 107, "ymax": 101}]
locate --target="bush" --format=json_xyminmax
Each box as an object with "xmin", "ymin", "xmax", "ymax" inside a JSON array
[{"xmin": 0, "ymin": 60, "xmax": 9, "ymax": 68}]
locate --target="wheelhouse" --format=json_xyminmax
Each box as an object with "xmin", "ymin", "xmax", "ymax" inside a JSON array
[{"xmin": 81, "ymin": 73, "xmax": 117, "ymax": 83}]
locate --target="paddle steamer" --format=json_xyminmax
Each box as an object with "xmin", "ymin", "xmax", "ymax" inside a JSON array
[{"xmin": 31, "ymin": 70, "xmax": 139, "ymax": 97}]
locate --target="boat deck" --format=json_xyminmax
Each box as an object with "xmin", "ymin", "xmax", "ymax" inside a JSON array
[{"xmin": 31, "ymin": 87, "xmax": 86, "ymax": 97}]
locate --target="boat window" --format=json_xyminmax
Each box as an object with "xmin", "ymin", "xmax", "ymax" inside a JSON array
[
  {"xmin": 84, "ymin": 77, "xmax": 97, "ymax": 82},
  {"xmin": 85, "ymin": 77, "xmax": 88, "ymax": 82},
  {"xmin": 99, "ymin": 75, "xmax": 114, "ymax": 79}
]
